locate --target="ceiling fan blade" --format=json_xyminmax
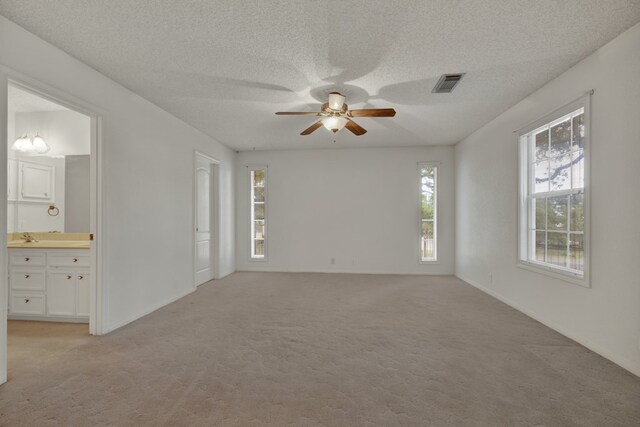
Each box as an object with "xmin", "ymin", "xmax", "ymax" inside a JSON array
[
  {"xmin": 300, "ymin": 120, "xmax": 323, "ymax": 135},
  {"xmin": 348, "ymin": 108, "xmax": 396, "ymax": 117},
  {"xmin": 276, "ymin": 111, "xmax": 321, "ymax": 115},
  {"xmin": 345, "ymin": 119, "xmax": 367, "ymax": 136}
]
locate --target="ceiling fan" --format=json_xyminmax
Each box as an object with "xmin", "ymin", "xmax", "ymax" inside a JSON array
[{"xmin": 275, "ymin": 92, "xmax": 396, "ymax": 136}]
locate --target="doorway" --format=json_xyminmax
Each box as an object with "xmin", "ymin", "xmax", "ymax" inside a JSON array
[
  {"xmin": 194, "ymin": 152, "xmax": 219, "ymax": 286},
  {"xmin": 1, "ymin": 75, "xmax": 103, "ymax": 384}
]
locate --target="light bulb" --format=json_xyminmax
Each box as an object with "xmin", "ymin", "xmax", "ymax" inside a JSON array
[
  {"xmin": 32, "ymin": 133, "xmax": 50, "ymax": 154},
  {"xmin": 10, "ymin": 137, "xmax": 24, "ymax": 152},
  {"xmin": 11, "ymin": 135, "xmax": 34, "ymax": 153}
]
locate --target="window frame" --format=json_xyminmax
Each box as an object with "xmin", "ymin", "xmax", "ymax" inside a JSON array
[
  {"xmin": 418, "ymin": 162, "xmax": 439, "ymax": 264},
  {"xmin": 516, "ymin": 95, "xmax": 591, "ymax": 287},
  {"xmin": 248, "ymin": 165, "xmax": 268, "ymax": 261}
]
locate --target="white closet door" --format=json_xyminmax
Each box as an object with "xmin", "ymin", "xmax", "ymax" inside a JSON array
[{"xmin": 194, "ymin": 156, "xmax": 213, "ymax": 285}]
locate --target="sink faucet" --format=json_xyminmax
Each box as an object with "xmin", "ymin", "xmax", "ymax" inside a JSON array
[{"xmin": 22, "ymin": 232, "xmax": 38, "ymax": 243}]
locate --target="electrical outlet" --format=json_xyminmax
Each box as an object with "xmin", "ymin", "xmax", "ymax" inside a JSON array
[{"xmin": 330, "ymin": 258, "xmax": 335, "ymax": 265}]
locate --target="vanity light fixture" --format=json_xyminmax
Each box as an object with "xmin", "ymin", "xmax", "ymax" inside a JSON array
[{"xmin": 11, "ymin": 132, "xmax": 50, "ymax": 154}]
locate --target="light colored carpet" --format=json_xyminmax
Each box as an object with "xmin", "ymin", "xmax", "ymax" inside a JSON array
[{"xmin": 1, "ymin": 272, "xmax": 639, "ymax": 426}]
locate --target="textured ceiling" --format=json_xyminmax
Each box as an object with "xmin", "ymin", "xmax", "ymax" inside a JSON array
[{"xmin": 1, "ymin": 1, "xmax": 639, "ymax": 151}]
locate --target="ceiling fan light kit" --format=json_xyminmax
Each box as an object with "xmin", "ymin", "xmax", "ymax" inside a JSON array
[
  {"xmin": 276, "ymin": 92, "xmax": 396, "ymax": 137},
  {"xmin": 322, "ymin": 116, "xmax": 348, "ymax": 132}
]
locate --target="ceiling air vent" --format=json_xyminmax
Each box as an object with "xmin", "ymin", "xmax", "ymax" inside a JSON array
[{"xmin": 432, "ymin": 73, "xmax": 465, "ymax": 93}]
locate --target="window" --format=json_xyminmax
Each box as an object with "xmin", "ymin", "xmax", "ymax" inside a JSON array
[
  {"xmin": 419, "ymin": 163, "xmax": 438, "ymax": 262},
  {"xmin": 518, "ymin": 98, "xmax": 589, "ymax": 283},
  {"xmin": 249, "ymin": 166, "xmax": 267, "ymax": 260}
]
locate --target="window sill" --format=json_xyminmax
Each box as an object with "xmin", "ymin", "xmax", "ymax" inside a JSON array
[
  {"xmin": 516, "ymin": 261, "xmax": 589, "ymax": 288},
  {"xmin": 419, "ymin": 260, "xmax": 440, "ymax": 265},
  {"xmin": 249, "ymin": 257, "xmax": 268, "ymax": 262}
]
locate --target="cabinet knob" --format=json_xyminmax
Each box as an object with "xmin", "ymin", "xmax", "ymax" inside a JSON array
[
  {"xmin": 67, "ymin": 275, "xmax": 72, "ymax": 280},
  {"xmin": 78, "ymin": 276, "xmax": 84, "ymax": 280},
  {"xmin": 24, "ymin": 274, "xmax": 29, "ymax": 279},
  {"xmin": 24, "ymin": 299, "xmax": 30, "ymax": 303},
  {"xmin": 73, "ymin": 258, "xmax": 78, "ymax": 262},
  {"xmin": 25, "ymin": 257, "xmax": 30, "ymax": 262}
]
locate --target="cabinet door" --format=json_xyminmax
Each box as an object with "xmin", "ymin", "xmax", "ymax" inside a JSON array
[
  {"xmin": 7, "ymin": 159, "xmax": 18, "ymax": 201},
  {"xmin": 47, "ymin": 272, "xmax": 76, "ymax": 316},
  {"xmin": 76, "ymin": 272, "xmax": 90, "ymax": 317},
  {"xmin": 19, "ymin": 161, "xmax": 54, "ymax": 202}
]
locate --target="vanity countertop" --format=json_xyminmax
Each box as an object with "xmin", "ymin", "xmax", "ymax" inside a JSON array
[{"xmin": 7, "ymin": 232, "xmax": 92, "ymax": 249}]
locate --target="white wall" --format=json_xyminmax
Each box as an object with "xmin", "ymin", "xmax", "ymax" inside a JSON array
[
  {"xmin": 0, "ymin": 15, "xmax": 236, "ymax": 338},
  {"xmin": 455, "ymin": 22, "xmax": 640, "ymax": 376},
  {"xmin": 236, "ymin": 146, "xmax": 455, "ymax": 274}
]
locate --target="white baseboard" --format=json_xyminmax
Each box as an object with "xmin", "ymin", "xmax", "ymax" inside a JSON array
[
  {"xmin": 236, "ymin": 267, "xmax": 452, "ymax": 276},
  {"xmin": 457, "ymin": 275, "xmax": 640, "ymax": 378},
  {"xmin": 8, "ymin": 315, "xmax": 88, "ymax": 324},
  {"xmin": 106, "ymin": 287, "xmax": 196, "ymax": 333},
  {"xmin": 216, "ymin": 269, "xmax": 234, "ymax": 280}
]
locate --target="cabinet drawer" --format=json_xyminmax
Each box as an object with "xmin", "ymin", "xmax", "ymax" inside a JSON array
[
  {"xmin": 48, "ymin": 254, "xmax": 89, "ymax": 267},
  {"xmin": 10, "ymin": 270, "xmax": 46, "ymax": 291},
  {"xmin": 10, "ymin": 253, "xmax": 46, "ymax": 266},
  {"xmin": 10, "ymin": 293, "xmax": 46, "ymax": 315}
]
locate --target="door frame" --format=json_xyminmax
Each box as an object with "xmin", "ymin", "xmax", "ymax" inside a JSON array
[
  {"xmin": 0, "ymin": 67, "xmax": 106, "ymax": 383},
  {"xmin": 193, "ymin": 151, "xmax": 220, "ymax": 287}
]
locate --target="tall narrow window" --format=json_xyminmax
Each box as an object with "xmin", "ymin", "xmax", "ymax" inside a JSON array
[
  {"xmin": 518, "ymin": 98, "xmax": 589, "ymax": 283},
  {"xmin": 249, "ymin": 166, "xmax": 266, "ymax": 259},
  {"xmin": 419, "ymin": 163, "xmax": 438, "ymax": 262}
]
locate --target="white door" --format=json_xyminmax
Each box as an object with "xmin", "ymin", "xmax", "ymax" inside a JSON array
[{"xmin": 194, "ymin": 155, "xmax": 214, "ymax": 285}]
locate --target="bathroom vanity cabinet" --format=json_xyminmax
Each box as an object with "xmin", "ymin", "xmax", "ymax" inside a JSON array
[{"xmin": 8, "ymin": 248, "xmax": 89, "ymax": 322}]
